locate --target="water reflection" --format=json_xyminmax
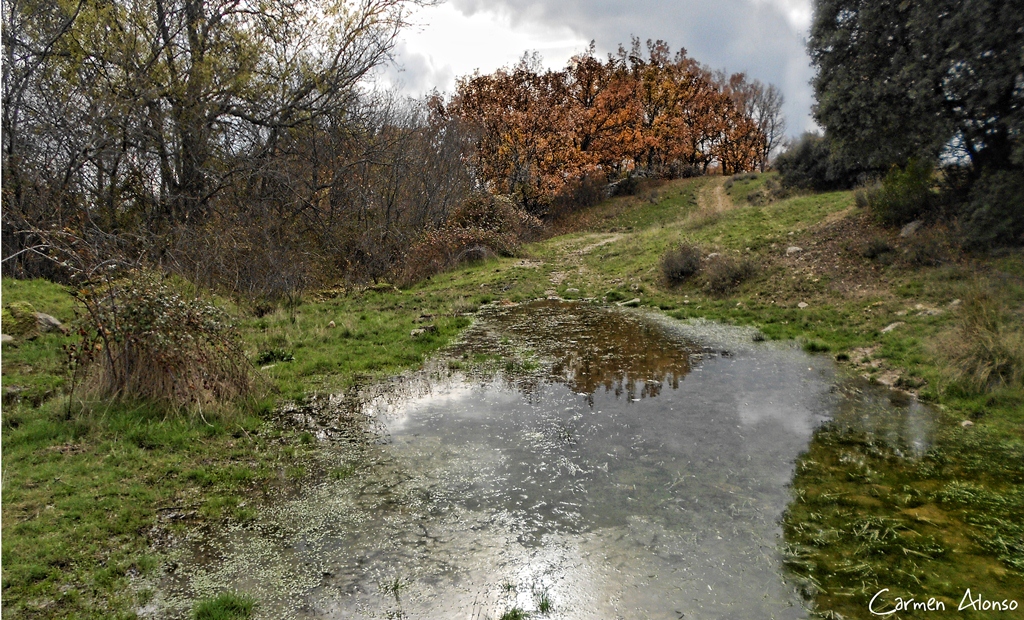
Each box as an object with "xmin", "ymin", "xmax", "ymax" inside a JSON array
[
  {"xmin": 477, "ymin": 300, "xmax": 698, "ymax": 399},
  {"xmin": 149, "ymin": 302, "xmax": 936, "ymax": 620}
]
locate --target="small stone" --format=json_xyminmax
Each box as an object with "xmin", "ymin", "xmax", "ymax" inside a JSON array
[
  {"xmin": 617, "ymin": 298, "xmax": 642, "ymax": 307},
  {"xmin": 961, "ymin": 420, "xmax": 974, "ymax": 428},
  {"xmin": 706, "ymin": 252, "xmax": 721, "ymax": 259},
  {"xmin": 900, "ymin": 220, "xmax": 923, "ymax": 237},
  {"xmin": 410, "ymin": 328, "xmax": 425, "ymax": 337},
  {"xmin": 1, "ymin": 334, "xmax": 13, "ymax": 344},
  {"xmin": 881, "ymin": 321, "xmax": 905, "ymax": 333},
  {"xmin": 327, "ymin": 320, "xmax": 336, "ymax": 328},
  {"xmin": 35, "ymin": 312, "xmax": 67, "ymax": 334},
  {"xmin": 797, "ymin": 302, "xmax": 808, "ymax": 309},
  {"xmin": 948, "ymin": 299, "xmax": 961, "ymax": 308},
  {"xmin": 566, "ymin": 288, "xmax": 579, "ymax": 293},
  {"xmin": 786, "ymin": 246, "xmax": 803, "ymax": 256},
  {"xmin": 544, "ymin": 289, "xmax": 556, "ymax": 296}
]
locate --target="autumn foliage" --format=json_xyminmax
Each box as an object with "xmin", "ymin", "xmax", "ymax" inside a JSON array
[{"xmin": 445, "ymin": 39, "xmax": 783, "ymax": 216}]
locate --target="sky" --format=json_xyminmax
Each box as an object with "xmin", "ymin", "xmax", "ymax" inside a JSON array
[{"xmin": 380, "ymin": 0, "xmax": 817, "ymax": 136}]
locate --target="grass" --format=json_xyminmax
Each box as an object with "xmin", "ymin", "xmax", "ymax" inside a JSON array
[
  {"xmin": 1, "ymin": 279, "xmax": 473, "ymax": 617},
  {"xmin": 4, "ymin": 174, "xmax": 1023, "ymax": 617},
  {"xmin": 192, "ymin": 592, "xmax": 255, "ymax": 620}
]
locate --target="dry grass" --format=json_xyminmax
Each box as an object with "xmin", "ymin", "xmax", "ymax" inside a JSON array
[
  {"xmin": 72, "ymin": 274, "xmax": 253, "ymax": 411},
  {"xmin": 936, "ymin": 287, "xmax": 1024, "ymax": 391}
]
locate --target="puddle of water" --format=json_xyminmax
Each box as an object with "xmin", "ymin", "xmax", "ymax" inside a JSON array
[{"xmin": 147, "ymin": 301, "xmax": 935, "ymax": 619}]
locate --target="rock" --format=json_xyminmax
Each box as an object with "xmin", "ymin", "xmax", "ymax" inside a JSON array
[
  {"xmin": 5, "ymin": 301, "xmax": 40, "ymax": 339},
  {"xmin": 797, "ymin": 302, "xmax": 809, "ymax": 309},
  {"xmin": 410, "ymin": 324, "xmax": 437, "ymax": 337},
  {"xmin": 706, "ymin": 253, "xmax": 720, "ymax": 259},
  {"xmin": 544, "ymin": 289, "xmax": 557, "ymax": 296},
  {"xmin": 34, "ymin": 312, "xmax": 67, "ymax": 334},
  {"xmin": 566, "ymin": 288, "xmax": 579, "ymax": 293},
  {"xmin": 961, "ymin": 420, "xmax": 974, "ymax": 428},
  {"xmin": 1, "ymin": 334, "xmax": 14, "ymax": 344},
  {"xmin": 948, "ymin": 299, "xmax": 961, "ymax": 308},
  {"xmin": 786, "ymin": 246, "xmax": 803, "ymax": 256},
  {"xmin": 900, "ymin": 220, "xmax": 923, "ymax": 237},
  {"xmin": 327, "ymin": 320, "xmax": 336, "ymax": 328},
  {"xmin": 617, "ymin": 298, "xmax": 642, "ymax": 307},
  {"xmin": 881, "ymin": 321, "xmax": 905, "ymax": 333}
]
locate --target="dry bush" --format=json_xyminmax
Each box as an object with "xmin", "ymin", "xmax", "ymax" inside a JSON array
[
  {"xmin": 399, "ymin": 194, "xmax": 541, "ymax": 284},
  {"xmin": 69, "ymin": 273, "xmax": 252, "ymax": 410},
  {"xmin": 661, "ymin": 244, "xmax": 702, "ymax": 284},
  {"xmin": 900, "ymin": 226, "xmax": 954, "ymax": 267},
  {"xmin": 704, "ymin": 255, "xmax": 757, "ymax": 295},
  {"xmin": 860, "ymin": 236, "xmax": 893, "ymax": 260},
  {"xmin": 936, "ymin": 289, "xmax": 1024, "ymax": 392}
]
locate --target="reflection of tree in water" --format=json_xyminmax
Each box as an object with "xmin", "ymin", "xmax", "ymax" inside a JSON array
[{"xmin": 486, "ymin": 300, "xmax": 697, "ymax": 400}]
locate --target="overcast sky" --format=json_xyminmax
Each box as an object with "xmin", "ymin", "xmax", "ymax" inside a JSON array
[{"xmin": 380, "ymin": 0, "xmax": 817, "ymax": 136}]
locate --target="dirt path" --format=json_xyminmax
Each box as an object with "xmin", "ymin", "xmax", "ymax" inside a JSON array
[
  {"xmin": 697, "ymin": 177, "xmax": 730, "ymax": 214},
  {"xmin": 547, "ymin": 233, "xmax": 624, "ymax": 286}
]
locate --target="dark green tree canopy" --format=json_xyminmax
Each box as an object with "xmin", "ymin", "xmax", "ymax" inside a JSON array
[{"xmin": 809, "ymin": 0, "xmax": 1024, "ymax": 171}]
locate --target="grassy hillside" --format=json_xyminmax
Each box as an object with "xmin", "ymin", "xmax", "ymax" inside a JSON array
[{"xmin": 3, "ymin": 174, "xmax": 1022, "ymax": 618}]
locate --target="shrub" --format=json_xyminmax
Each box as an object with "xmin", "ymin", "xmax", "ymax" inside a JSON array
[
  {"xmin": 901, "ymin": 227, "xmax": 951, "ymax": 267},
  {"xmin": 400, "ymin": 193, "xmax": 542, "ymax": 284},
  {"xmin": 937, "ymin": 288, "xmax": 1024, "ymax": 392},
  {"xmin": 854, "ymin": 181, "xmax": 881, "ymax": 209},
  {"xmin": 661, "ymin": 244, "xmax": 702, "ymax": 284},
  {"xmin": 747, "ymin": 177, "xmax": 787, "ymax": 206},
  {"xmin": 549, "ymin": 173, "xmax": 607, "ymax": 217},
  {"xmin": 611, "ymin": 174, "xmax": 642, "ymax": 196},
  {"xmin": 960, "ymin": 169, "xmax": 1024, "ymax": 249},
  {"xmin": 69, "ymin": 273, "xmax": 252, "ymax": 409},
  {"xmin": 860, "ymin": 237, "xmax": 893, "ymax": 260},
  {"xmin": 704, "ymin": 256, "xmax": 757, "ymax": 295},
  {"xmin": 868, "ymin": 159, "xmax": 936, "ymax": 226},
  {"xmin": 775, "ymin": 133, "xmax": 865, "ymax": 191}
]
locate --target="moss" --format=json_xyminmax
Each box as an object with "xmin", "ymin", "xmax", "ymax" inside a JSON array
[{"xmin": 5, "ymin": 300, "xmax": 39, "ymax": 339}]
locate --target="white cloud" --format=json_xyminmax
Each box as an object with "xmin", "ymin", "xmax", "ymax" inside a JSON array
[
  {"xmin": 380, "ymin": 3, "xmax": 589, "ymax": 94},
  {"xmin": 383, "ymin": 0, "xmax": 818, "ymax": 135}
]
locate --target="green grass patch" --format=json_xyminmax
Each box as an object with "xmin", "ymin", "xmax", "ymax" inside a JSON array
[{"xmin": 193, "ymin": 592, "xmax": 255, "ymax": 620}]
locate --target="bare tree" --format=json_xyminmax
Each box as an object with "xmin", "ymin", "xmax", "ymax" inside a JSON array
[{"xmin": 748, "ymin": 81, "xmax": 786, "ymax": 171}]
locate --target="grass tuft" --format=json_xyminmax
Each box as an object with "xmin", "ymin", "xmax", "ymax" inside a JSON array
[
  {"xmin": 936, "ymin": 288, "xmax": 1024, "ymax": 392},
  {"xmin": 193, "ymin": 592, "xmax": 255, "ymax": 620}
]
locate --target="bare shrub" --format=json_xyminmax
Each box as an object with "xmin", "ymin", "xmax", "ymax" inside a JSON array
[
  {"xmin": 661, "ymin": 244, "xmax": 702, "ymax": 284},
  {"xmin": 900, "ymin": 227, "xmax": 953, "ymax": 267},
  {"xmin": 399, "ymin": 194, "xmax": 542, "ymax": 284},
  {"xmin": 860, "ymin": 236, "xmax": 893, "ymax": 260},
  {"xmin": 69, "ymin": 273, "xmax": 252, "ymax": 410},
  {"xmin": 936, "ymin": 289, "xmax": 1024, "ymax": 392},
  {"xmin": 704, "ymin": 256, "xmax": 757, "ymax": 295}
]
